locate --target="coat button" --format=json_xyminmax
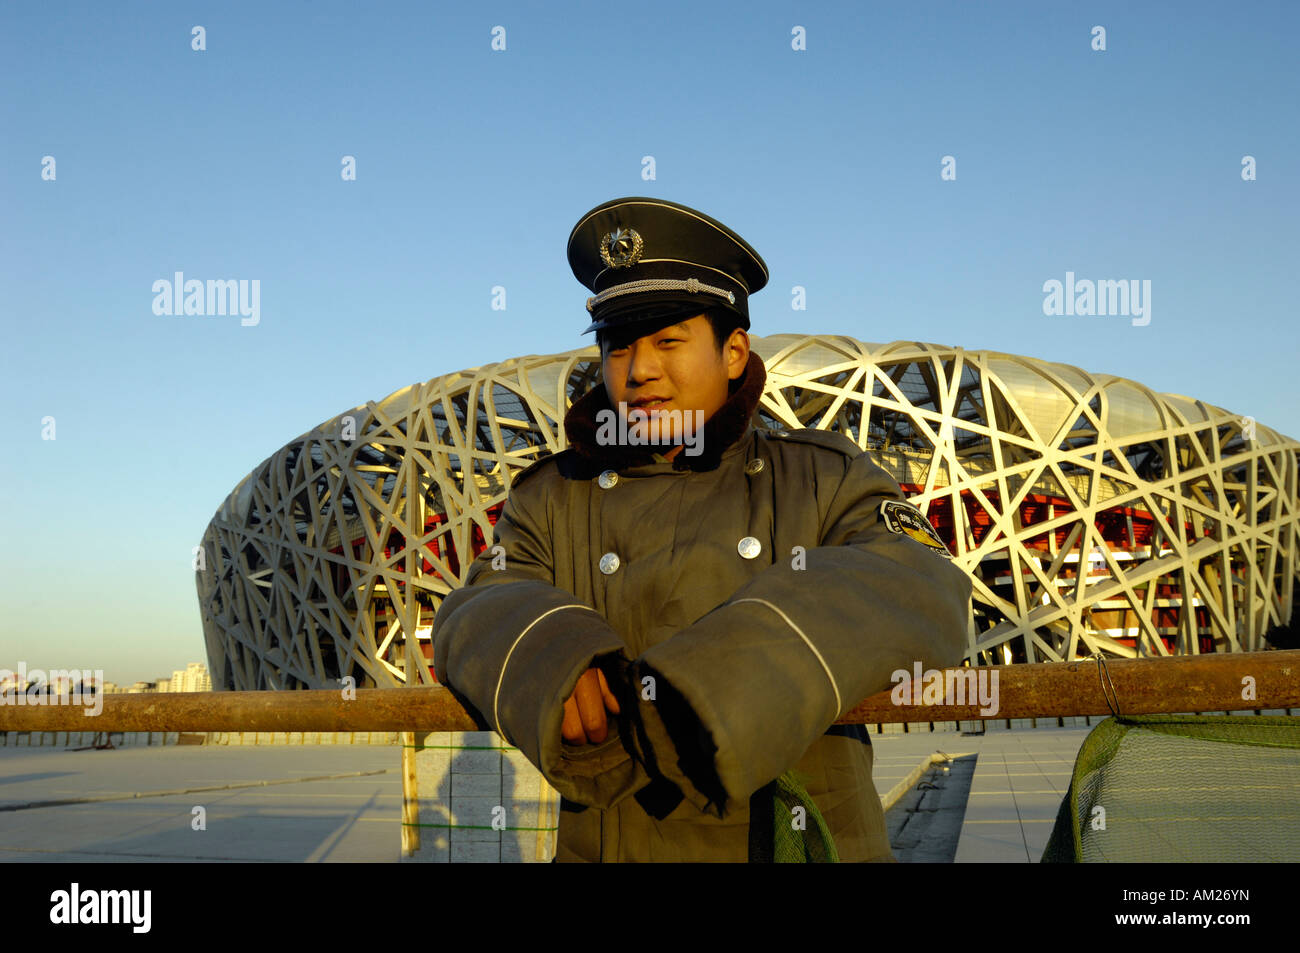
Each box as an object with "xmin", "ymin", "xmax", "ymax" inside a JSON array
[
  {"xmin": 597, "ymin": 470, "xmax": 619, "ymax": 489},
  {"xmin": 599, "ymin": 552, "xmax": 621, "ymax": 574},
  {"xmin": 737, "ymin": 536, "xmax": 762, "ymax": 559},
  {"xmin": 745, "ymin": 458, "xmax": 765, "ymax": 475}
]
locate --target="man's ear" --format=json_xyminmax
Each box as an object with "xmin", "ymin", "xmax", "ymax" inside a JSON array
[{"xmin": 725, "ymin": 329, "xmax": 750, "ymax": 381}]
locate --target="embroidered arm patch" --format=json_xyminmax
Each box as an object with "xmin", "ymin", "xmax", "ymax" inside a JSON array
[{"xmin": 878, "ymin": 500, "xmax": 953, "ymax": 558}]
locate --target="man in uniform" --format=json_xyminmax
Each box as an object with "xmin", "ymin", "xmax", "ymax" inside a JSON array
[{"xmin": 432, "ymin": 196, "xmax": 973, "ymax": 862}]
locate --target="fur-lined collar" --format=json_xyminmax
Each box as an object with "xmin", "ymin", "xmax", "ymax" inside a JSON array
[{"xmin": 564, "ymin": 350, "xmax": 768, "ymax": 472}]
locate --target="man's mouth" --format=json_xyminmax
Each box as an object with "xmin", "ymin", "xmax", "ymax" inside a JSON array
[{"xmin": 629, "ymin": 397, "xmax": 671, "ymax": 409}]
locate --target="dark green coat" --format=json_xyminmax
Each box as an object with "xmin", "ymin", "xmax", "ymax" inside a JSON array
[{"xmin": 432, "ymin": 353, "xmax": 972, "ymax": 861}]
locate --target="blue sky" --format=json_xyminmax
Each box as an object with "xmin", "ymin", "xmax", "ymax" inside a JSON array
[{"xmin": 2, "ymin": 1, "xmax": 1297, "ymax": 684}]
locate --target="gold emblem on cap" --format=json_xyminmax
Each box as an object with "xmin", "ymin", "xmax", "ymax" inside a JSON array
[{"xmin": 599, "ymin": 227, "xmax": 644, "ymax": 269}]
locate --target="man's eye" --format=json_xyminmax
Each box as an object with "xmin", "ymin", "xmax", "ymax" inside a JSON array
[{"xmin": 659, "ymin": 338, "xmax": 681, "ymax": 344}]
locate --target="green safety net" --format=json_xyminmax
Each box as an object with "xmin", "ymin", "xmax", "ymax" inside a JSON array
[
  {"xmin": 1041, "ymin": 714, "xmax": 1300, "ymax": 862},
  {"xmin": 772, "ymin": 770, "xmax": 840, "ymax": 863}
]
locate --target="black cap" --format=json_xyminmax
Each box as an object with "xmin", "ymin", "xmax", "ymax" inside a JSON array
[{"xmin": 567, "ymin": 197, "xmax": 769, "ymax": 336}]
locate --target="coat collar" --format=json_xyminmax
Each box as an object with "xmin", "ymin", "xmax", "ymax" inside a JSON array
[{"xmin": 563, "ymin": 350, "xmax": 768, "ymax": 472}]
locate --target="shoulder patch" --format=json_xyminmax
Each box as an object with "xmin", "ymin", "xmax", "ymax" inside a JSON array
[
  {"xmin": 879, "ymin": 499, "xmax": 953, "ymax": 558},
  {"xmin": 761, "ymin": 426, "xmax": 861, "ymax": 459}
]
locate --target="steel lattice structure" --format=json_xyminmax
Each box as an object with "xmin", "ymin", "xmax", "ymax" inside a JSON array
[{"xmin": 195, "ymin": 334, "xmax": 1299, "ymax": 691}]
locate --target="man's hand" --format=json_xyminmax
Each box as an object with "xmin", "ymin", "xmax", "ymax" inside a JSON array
[{"xmin": 561, "ymin": 667, "xmax": 621, "ymax": 745}]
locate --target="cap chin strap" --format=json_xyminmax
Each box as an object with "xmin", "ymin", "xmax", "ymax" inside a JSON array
[{"xmin": 586, "ymin": 276, "xmax": 737, "ymax": 313}]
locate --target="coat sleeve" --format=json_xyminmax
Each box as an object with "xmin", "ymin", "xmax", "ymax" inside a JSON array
[
  {"xmin": 430, "ymin": 470, "xmax": 651, "ymax": 809},
  {"xmin": 627, "ymin": 445, "xmax": 973, "ymax": 818}
]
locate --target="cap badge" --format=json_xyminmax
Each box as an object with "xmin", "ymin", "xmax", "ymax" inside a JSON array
[{"xmin": 599, "ymin": 227, "xmax": 644, "ymax": 269}]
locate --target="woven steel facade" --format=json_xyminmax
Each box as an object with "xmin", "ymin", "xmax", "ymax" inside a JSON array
[{"xmin": 195, "ymin": 334, "xmax": 1299, "ymax": 691}]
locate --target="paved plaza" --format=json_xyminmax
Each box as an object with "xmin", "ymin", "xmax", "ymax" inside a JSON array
[
  {"xmin": 0, "ymin": 729, "xmax": 1090, "ymax": 862},
  {"xmin": 873, "ymin": 726, "xmax": 1090, "ymax": 862},
  {"xmin": 0, "ymin": 745, "xmax": 400, "ymax": 862}
]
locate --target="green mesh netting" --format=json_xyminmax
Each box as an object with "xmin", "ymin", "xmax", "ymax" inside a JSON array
[
  {"xmin": 772, "ymin": 770, "xmax": 840, "ymax": 863},
  {"xmin": 1041, "ymin": 714, "xmax": 1300, "ymax": 863}
]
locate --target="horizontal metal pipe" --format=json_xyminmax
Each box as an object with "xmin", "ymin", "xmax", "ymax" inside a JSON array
[
  {"xmin": 1, "ymin": 650, "xmax": 1297, "ymax": 732},
  {"xmin": 840, "ymin": 648, "xmax": 1300, "ymax": 723}
]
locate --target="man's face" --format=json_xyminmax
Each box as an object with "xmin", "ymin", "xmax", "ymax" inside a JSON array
[{"xmin": 600, "ymin": 314, "xmax": 749, "ymax": 459}]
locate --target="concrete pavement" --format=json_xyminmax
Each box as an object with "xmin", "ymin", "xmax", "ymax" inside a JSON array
[
  {"xmin": 0, "ymin": 730, "xmax": 1091, "ymax": 862},
  {"xmin": 872, "ymin": 726, "xmax": 1089, "ymax": 862}
]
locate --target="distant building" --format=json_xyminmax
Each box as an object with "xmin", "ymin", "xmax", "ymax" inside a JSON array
[
  {"xmin": 144, "ymin": 664, "xmax": 212, "ymax": 694},
  {"xmin": 171, "ymin": 663, "xmax": 212, "ymax": 693},
  {"xmin": 0, "ymin": 669, "xmax": 103, "ymax": 696}
]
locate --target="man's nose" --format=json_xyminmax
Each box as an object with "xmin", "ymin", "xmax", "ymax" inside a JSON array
[{"xmin": 625, "ymin": 340, "xmax": 662, "ymax": 384}]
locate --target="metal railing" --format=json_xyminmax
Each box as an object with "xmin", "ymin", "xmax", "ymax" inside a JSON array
[{"xmin": 4, "ymin": 650, "xmax": 1298, "ymax": 733}]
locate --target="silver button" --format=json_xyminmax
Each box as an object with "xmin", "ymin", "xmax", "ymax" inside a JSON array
[
  {"xmin": 745, "ymin": 458, "xmax": 765, "ymax": 475},
  {"xmin": 597, "ymin": 470, "xmax": 619, "ymax": 489},
  {"xmin": 737, "ymin": 536, "xmax": 762, "ymax": 559},
  {"xmin": 774, "ymin": 430, "xmax": 789, "ymax": 437},
  {"xmin": 599, "ymin": 552, "xmax": 621, "ymax": 574}
]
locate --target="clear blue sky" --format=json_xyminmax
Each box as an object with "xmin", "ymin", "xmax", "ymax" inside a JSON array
[{"xmin": 2, "ymin": 1, "xmax": 1297, "ymax": 685}]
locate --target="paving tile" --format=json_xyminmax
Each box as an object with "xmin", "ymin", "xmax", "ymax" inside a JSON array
[
  {"xmin": 450, "ymin": 839, "xmax": 500, "ymax": 862},
  {"xmin": 962, "ymin": 799, "xmax": 1024, "ymax": 823},
  {"xmin": 954, "ymin": 827, "xmax": 1029, "ymax": 863},
  {"xmin": 450, "ymin": 772, "xmax": 502, "ymax": 798}
]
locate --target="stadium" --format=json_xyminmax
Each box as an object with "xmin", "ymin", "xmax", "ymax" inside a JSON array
[{"xmin": 194, "ymin": 334, "xmax": 1299, "ymax": 692}]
